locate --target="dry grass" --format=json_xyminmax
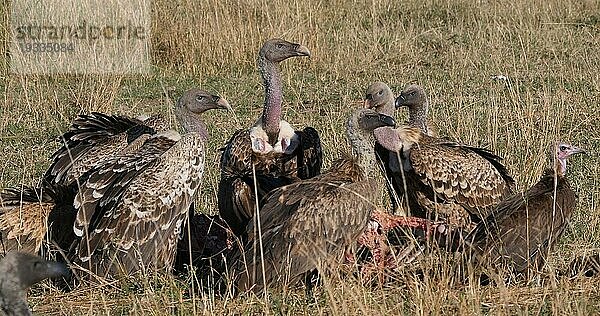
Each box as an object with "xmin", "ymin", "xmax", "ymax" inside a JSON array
[{"xmin": 2, "ymin": 0, "xmax": 600, "ymax": 314}]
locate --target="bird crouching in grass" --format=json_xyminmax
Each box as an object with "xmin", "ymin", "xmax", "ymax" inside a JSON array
[{"xmin": 466, "ymin": 142, "xmax": 586, "ymax": 280}]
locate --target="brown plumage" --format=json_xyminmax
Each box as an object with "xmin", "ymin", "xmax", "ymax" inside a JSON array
[
  {"xmin": 0, "ymin": 185, "xmax": 76, "ymax": 256},
  {"xmin": 71, "ymin": 89, "xmax": 230, "ymax": 277},
  {"xmin": 44, "ymin": 112, "xmax": 168, "ymax": 187},
  {"xmin": 375, "ymin": 125, "xmax": 515, "ymax": 229},
  {"xmin": 375, "ymin": 84, "xmax": 512, "ymax": 224},
  {"xmin": 0, "ymin": 188, "xmax": 53, "ymax": 255},
  {"xmin": 0, "ymin": 251, "xmax": 69, "ymax": 316},
  {"xmin": 232, "ymin": 108, "xmax": 395, "ymax": 293},
  {"xmin": 466, "ymin": 142, "xmax": 585, "ymax": 275},
  {"xmin": 218, "ymin": 39, "xmax": 321, "ymax": 237}
]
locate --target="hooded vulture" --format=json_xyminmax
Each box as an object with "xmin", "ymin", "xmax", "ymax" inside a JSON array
[
  {"xmin": 232, "ymin": 108, "xmax": 395, "ymax": 293},
  {"xmin": 218, "ymin": 39, "xmax": 322, "ymax": 237},
  {"xmin": 466, "ymin": 142, "xmax": 585, "ymax": 276}
]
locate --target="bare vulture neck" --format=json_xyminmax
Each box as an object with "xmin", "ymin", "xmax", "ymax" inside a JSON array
[
  {"xmin": 346, "ymin": 121, "xmax": 377, "ymax": 176},
  {"xmin": 175, "ymin": 107, "xmax": 209, "ymax": 142},
  {"xmin": 258, "ymin": 55, "xmax": 283, "ymax": 145},
  {"xmin": 408, "ymin": 101, "xmax": 429, "ymax": 134}
]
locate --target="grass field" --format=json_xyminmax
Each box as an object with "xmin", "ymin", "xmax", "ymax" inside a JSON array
[{"xmin": 2, "ymin": 0, "xmax": 600, "ymax": 314}]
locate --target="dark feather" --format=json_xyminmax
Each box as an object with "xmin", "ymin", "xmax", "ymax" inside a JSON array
[
  {"xmin": 44, "ymin": 112, "xmax": 163, "ymax": 186},
  {"xmin": 232, "ymin": 157, "xmax": 376, "ymax": 292},
  {"xmin": 466, "ymin": 169, "xmax": 577, "ymax": 274},
  {"xmin": 218, "ymin": 128, "xmax": 322, "ymax": 237}
]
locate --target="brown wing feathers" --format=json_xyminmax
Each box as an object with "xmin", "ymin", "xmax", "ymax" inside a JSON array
[
  {"xmin": 0, "ymin": 185, "xmax": 76, "ymax": 256},
  {"xmin": 410, "ymin": 140, "xmax": 514, "ymax": 210},
  {"xmin": 218, "ymin": 127, "xmax": 323, "ymax": 237},
  {"xmin": 72, "ymin": 132, "xmax": 189, "ymax": 273},
  {"xmin": 235, "ymin": 158, "xmax": 377, "ymax": 292},
  {"xmin": 44, "ymin": 112, "xmax": 160, "ymax": 186}
]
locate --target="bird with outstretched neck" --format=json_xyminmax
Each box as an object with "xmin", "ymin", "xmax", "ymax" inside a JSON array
[{"xmin": 218, "ymin": 38, "xmax": 322, "ymax": 238}]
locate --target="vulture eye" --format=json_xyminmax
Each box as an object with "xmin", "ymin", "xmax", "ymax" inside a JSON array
[
  {"xmin": 377, "ymin": 90, "xmax": 383, "ymax": 95},
  {"xmin": 559, "ymin": 145, "xmax": 567, "ymax": 151},
  {"xmin": 195, "ymin": 95, "xmax": 205, "ymax": 102},
  {"xmin": 276, "ymin": 43, "xmax": 284, "ymax": 49}
]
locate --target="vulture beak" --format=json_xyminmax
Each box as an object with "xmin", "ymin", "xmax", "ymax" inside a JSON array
[
  {"xmin": 569, "ymin": 146, "xmax": 586, "ymax": 156},
  {"xmin": 378, "ymin": 113, "xmax": 396, "ymax": 127},
  {"xmin": 363, "ymin": 95, "xmax": 373, "ymax": 109},
  {"xmin": 215, "ymin": 96, "xmax": 233, "ymax": 112},
  {"xmin": 395, "ymin": 94, "xmax": 406, "ymax": 108},
  {"xmin": 295, "ymin": 44, "xmax": 311, "ymax": 57}
]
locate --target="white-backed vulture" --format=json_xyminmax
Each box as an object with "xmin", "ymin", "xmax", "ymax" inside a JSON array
[{"xmin": 375, "ymin": 103, "xmax": 515, "ymax": 229}]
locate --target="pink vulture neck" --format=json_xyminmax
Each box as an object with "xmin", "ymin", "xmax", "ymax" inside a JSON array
[
  {"xmin": 176, "ymin": 106, "xmax": 209, "ymax": 142},
  {"xmin": 259, "ymin": 56, "xmax": 283, "ymax": 146}
]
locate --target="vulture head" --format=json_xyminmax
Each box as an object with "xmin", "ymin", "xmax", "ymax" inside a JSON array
[
  {"xmin": 394, "ymin": 84, "xmax": 431, "ymax": 135},
  {"xmin": 0, "ymin": 252, "xmax": 69, "ymax": 291},
  {"xmin": 554, "ymin": 142, "xmax": 586, "ymax": 176},
  {"xmin": 0, "ymin": 252, "xmax": 69, "ymax": 315},
  {"xmin": 347, "ymin": 108, "xmax": 396, "ymax": 173},
  {"xmin": 175, "ymin": 88, "xmax": 231, "ymax": 138},
  {"xmin": 353, "ymin": 108, "xmax": 396, "ymax": 133},
  {"xmin": 364, "ymin": 82, "xmax": 395, "ymax": 117},
  {"xmin": 395, "ymin": 84, "xmax": 427, "ymax": 109},
  {"xmin": 177, "ymin": 88, "xmax": 232, "ymax": 114},
  {"xmin": 259, "ymin": 38, "xmax": 311, "ymax": 63},
  {"xmin": 257, "ymin": 38, "xmax": 310, "ymax": 147}
]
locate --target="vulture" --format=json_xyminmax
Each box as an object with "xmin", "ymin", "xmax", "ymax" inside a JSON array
[
  {"xmin": 364, "ymin": 82, "xmax": 395, "ymax": 117},
  {"xmin": 0, "ymin": 251, "xmax": 69, "ymax": 316},
  {"xmin": 466, "ymin": 142, "xmax": 585, "ymax": 276},
  {"xmin": 70, "ymin": 88, "xmax": 231, "ymax": 277},
  {"xmin": 232, "ymin": 108, "xmax": 395, "ymax": 293},
  {"xmin": 0, "ymin": 185, "xmax": 76, "ymax": 256},
  {"xmin": 44, "ymin": 111, "xmax": 168, "ymax": 187},
  {"xmin": 394, "ymin": 84, "xmax": 434, "ymax": 136},
  {"xmin": 374, "ymin": 91, "xmax": 515, "ymax": 229},
  {"xmin": 218, "ymin": 39, "xmax": 322, "ymax": 237},
  {"xmin": 2, "ymin": 95, "xmax": 171, "ymax": 259}
]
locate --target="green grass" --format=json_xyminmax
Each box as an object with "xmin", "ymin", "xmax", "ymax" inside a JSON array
[{"xmin": 2, "ymin": 0, "xmax": 600, "ymax": 314}]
